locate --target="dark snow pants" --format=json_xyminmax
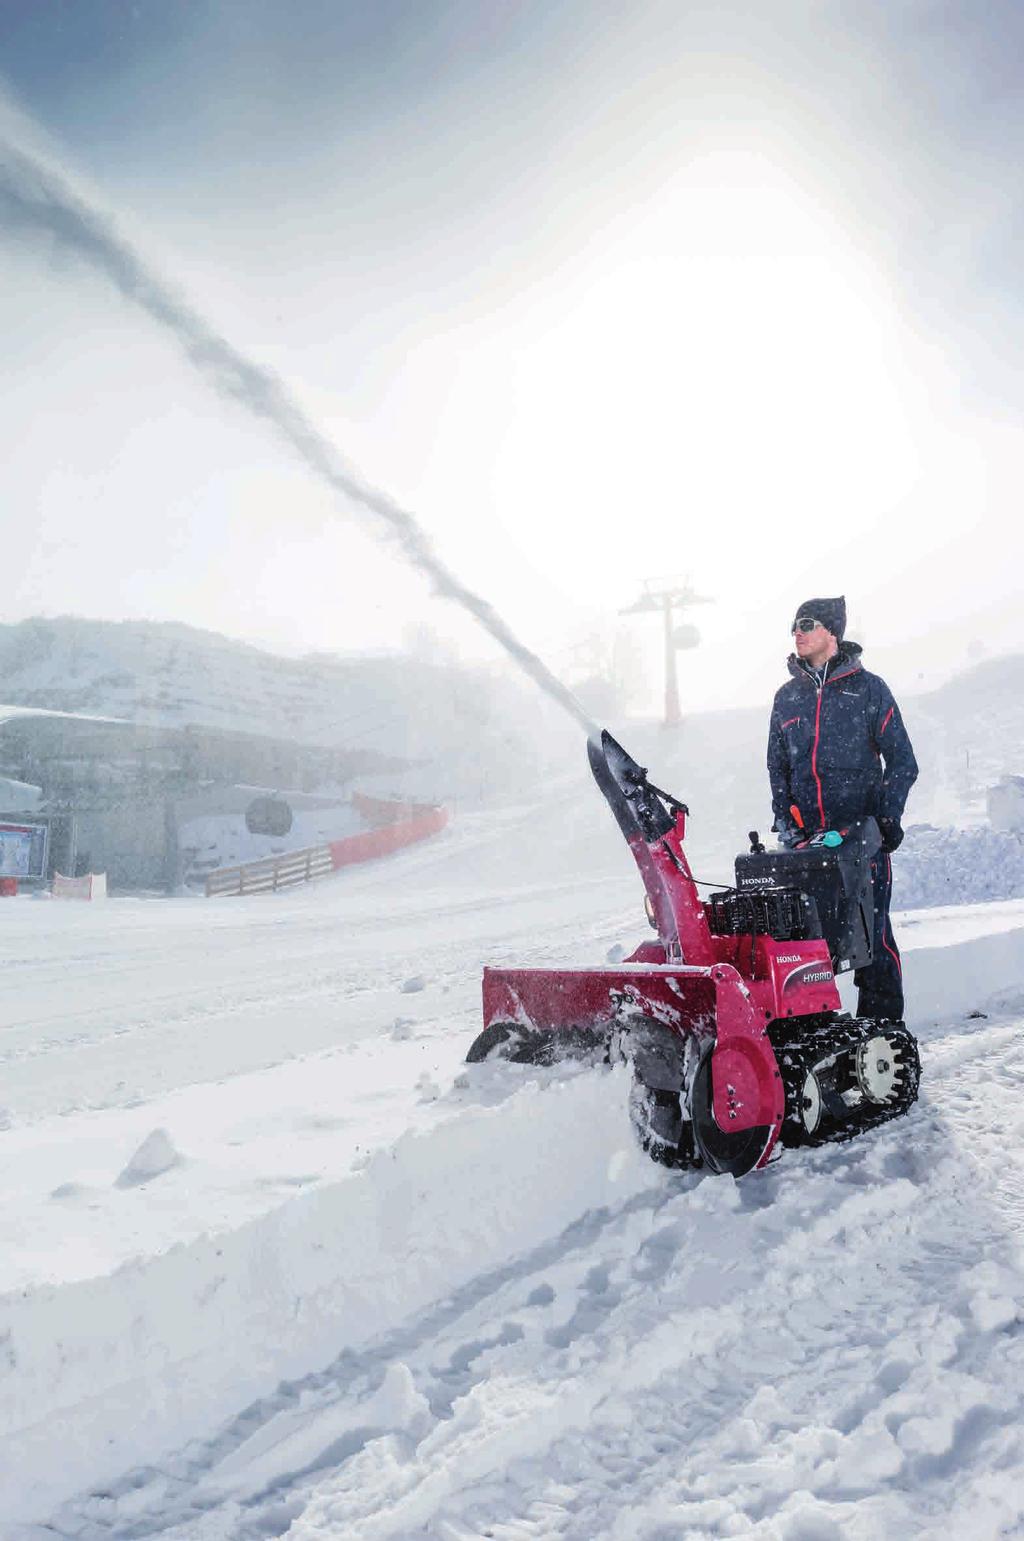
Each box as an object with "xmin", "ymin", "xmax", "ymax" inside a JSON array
[{"xmin": 854, "ymin": 853, "xmax": 904, "ymax": 1021}]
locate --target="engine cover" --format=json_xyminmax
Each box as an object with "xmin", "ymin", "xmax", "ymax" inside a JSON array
[{"xmin": 733, "ymin": 817, "xmax": 881, "ymax": 973}]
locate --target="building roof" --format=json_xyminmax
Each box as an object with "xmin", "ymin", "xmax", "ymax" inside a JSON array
[
  {"xmin": 0, "ymin": 776, "xmax": 42, "ymax": 812},
  {"xmin": 0, "ymin": 704, "xmax": 128, "ymax": 728}
]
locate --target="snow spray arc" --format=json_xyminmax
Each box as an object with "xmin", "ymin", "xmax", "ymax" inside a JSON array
[{"xmin": 0, "ymin": 131, "xmax": 595, "ymax": 735}]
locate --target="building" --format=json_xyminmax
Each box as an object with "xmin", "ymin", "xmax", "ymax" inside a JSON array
[{"xmin": 0, "ymin": 707, "xmax": 410, "ymax": 890}]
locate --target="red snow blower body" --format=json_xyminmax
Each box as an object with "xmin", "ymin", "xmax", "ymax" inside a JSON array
[{"xmin": 467, "ymin": 731, "xmax": 919, "ymax": 1177}]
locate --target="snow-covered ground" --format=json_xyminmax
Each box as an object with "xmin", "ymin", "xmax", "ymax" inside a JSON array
[{"xmin": 5, "ymin": 784, "xmax": 1024, "ymax": 1539}]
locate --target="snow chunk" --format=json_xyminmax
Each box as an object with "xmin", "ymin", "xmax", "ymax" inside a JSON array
[
  {"xmin": 49, "ymin": 1182, "xmax": 92, "ymax": 1201},
  {"xmin": 896, "ymin": 1411, "xmax": 957, "ymax": 1457},
  {"xmin": 780, "ymin": 1496, "xmax": 847, "ymax": 1541},
  {"xmin": 114, "ymin": 1128, "xmax": 183, "ymax": 1188},
  {"xmin": 963, "ymin": 1261, "xmax": 1020, "ymax": 1332},
  {"xmin": 371, "ymin": 1361, "xmax": 432, "ymax": 1438},
  {"xmin": 969, "ymin": 1291, "xmax": 1018, "ymax": 1333},
  {"xmin": 400, "ymin": 975, "xmax": 427, "ymax": 994}
]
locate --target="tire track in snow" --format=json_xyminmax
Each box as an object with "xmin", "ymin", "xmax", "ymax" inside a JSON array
[
  {"xmin": 4, "ymin": 1064, "xmax": 654, "ymax": 1529},
  {"xmin": 32, "ymin": 1181, "xmax": 679, "ymax": 1541},
  {"xmin": 285, "ymin": 1089, "xmax": 1024, "ymax": 1541}
]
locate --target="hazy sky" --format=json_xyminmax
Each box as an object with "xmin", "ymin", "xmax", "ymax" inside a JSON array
[{"xmin": 2, "ymin": 0, "xmax": 1023, "ymax": 714}]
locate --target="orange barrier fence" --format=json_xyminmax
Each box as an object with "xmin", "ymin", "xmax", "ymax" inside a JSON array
[
  {"xmin": 329, "ymin": 804, "xmax": 448, "ymax": 870},
  {"xmin": 204, "ymin": 801, "xmax": 448, "ymax": 896}
]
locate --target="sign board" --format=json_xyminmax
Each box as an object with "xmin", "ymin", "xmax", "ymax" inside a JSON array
[
  {"xmin": 0, "ymin": 821, "xmax": 49, "ymax": 880},
  {"xmin": 52, "ymin": 871, "xmax": 107, "ymax": 900}
]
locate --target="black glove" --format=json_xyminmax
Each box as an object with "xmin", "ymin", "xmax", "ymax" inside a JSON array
[
  {"xmin": 879, "ymin": 817, "xmax": 904, "ymax": 853},
  {"xmin": 775, "ymin": 823, "xmax": 804, "ymax": 850}
]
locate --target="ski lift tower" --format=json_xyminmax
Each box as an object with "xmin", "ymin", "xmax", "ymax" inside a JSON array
[{"xmin": 621, "ymin": 578, "xmax": 712, "ymax": 728}]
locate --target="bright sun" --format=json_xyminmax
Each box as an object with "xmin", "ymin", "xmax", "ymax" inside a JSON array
[{"xmin": 490, "ymin": 151, "xmax": 930, "ymax": 597}]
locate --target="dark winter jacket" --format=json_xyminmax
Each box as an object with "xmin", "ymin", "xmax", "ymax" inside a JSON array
[{"xmin": 767, "ymin": 642, "xmax": 918, "ymax": 835}]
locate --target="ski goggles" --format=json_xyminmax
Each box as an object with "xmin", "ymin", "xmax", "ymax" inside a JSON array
[{"xmin": 791, "ymin": 616, "xmax": 825, "ymax": 634}]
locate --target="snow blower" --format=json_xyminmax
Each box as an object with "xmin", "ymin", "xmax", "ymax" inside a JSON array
[{"xmin": 466, "ymin": 730, "xmax": 919, "ymax": 1177}]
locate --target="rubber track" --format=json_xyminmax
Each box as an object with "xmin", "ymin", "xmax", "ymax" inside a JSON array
[{"xmin": 770, "ymin": 1014, "xmax": 921, "ymax": 1148}]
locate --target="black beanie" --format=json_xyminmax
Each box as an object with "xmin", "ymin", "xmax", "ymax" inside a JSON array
[{"xmin": 793, "ymin": 596, "xmax": 846, "ymax": 640}]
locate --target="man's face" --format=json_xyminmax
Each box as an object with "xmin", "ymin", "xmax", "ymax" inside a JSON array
[{"xmin": 792, "ymin": 617, "xmax": 836, "ymax": 667}]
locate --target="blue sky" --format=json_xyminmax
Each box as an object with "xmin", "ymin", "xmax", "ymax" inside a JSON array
[{"xmin": 2, "ymin": 1, "xmax": 1023, "ymax": 710}]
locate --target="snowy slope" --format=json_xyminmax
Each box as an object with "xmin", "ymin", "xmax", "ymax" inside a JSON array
[
  {"xmin": 5, "ymin": 770, "xmax": 1024, "ymax": 1537},
  {"xmin": 0, "ymin": 617, "xmax": 443, "ymax": 744},
  {"xmin": 912, "ymin": 653, "xmax": 1024, "ymax": 818}
]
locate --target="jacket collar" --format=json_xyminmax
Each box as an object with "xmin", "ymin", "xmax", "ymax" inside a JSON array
[{"xmin": 786, "ymin": 639, "xmax": 863, "ymax": 686}]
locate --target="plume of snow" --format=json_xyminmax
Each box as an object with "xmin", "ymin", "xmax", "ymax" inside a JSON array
[{"xmin": 0, "ymin": 112, "xmax": 595, "ymax": 735}]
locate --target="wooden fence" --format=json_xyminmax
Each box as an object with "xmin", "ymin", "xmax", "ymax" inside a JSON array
[
  {"xmin": 204, "ymin": 800, "xmax": 449, "ymax": 897},
  {"xmin": 205, "ymin": 844, "xmax": 334, "ymax": 898}
]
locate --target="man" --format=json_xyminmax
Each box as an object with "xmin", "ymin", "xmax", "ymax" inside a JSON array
[{"xmin": 767, "ymin": 596, "xmax": 918, "ymax": 1022}]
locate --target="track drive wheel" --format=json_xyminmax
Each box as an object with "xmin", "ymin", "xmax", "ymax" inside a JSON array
[
  {"xmin": 688, "ymin": 1045, "xmax": 774, "ymax": 1178},
  {"xmin": 855, "ymin": 1033, "xmax": 906, "ymax": 1104}
]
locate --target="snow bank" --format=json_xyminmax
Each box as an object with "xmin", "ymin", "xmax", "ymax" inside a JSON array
[
  {"xmin": 895, "ymin": 826, "xmax": 1024, "ymax": 910},
  {"xmin": 2, "ymin": 1065, "xmax": 650, "ymax": 1525},
  {"xmin": 900, "ymin": 920, "xmax": 1024, "ymax": 1031}
]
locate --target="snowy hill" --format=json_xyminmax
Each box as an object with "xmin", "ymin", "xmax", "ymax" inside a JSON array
[
  {"xmin": 0, "ymin": 616, "xmax": 517, "ymax": 749},
  {"xmin": 911, "ymin": 652, "xmax": 1024, "ymax": 820},
  {"xmin": 0, "ymin": 616, "xmax": 576, "ymax": 801}
]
